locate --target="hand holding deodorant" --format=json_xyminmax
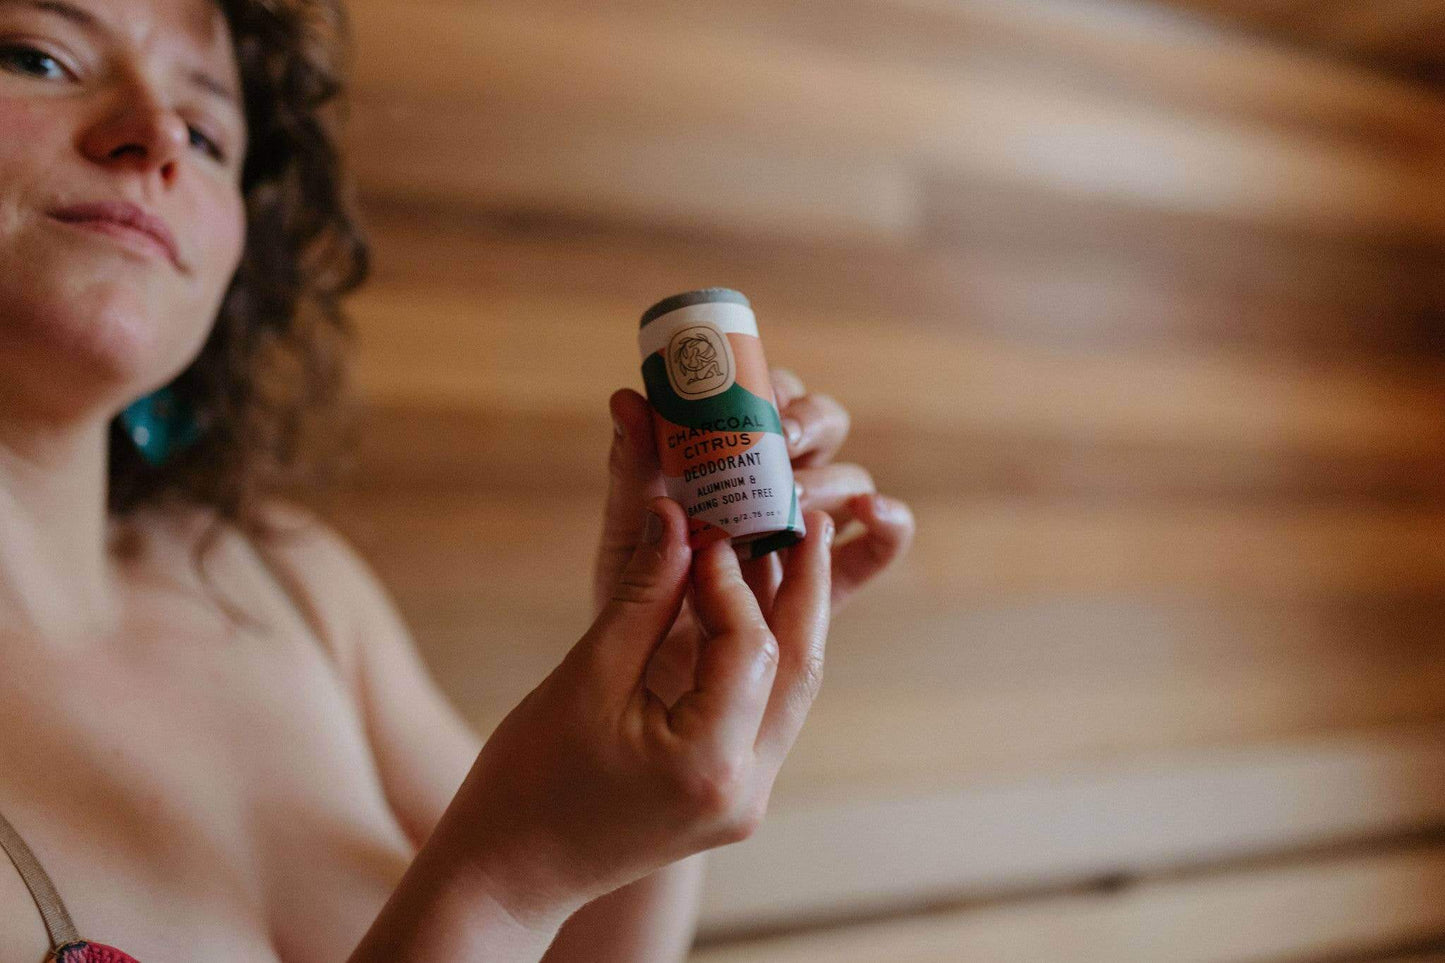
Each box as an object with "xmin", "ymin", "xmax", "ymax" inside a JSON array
[{"xmin": 638, "ymin": 288, "xmax": 805, "ymax": 558}]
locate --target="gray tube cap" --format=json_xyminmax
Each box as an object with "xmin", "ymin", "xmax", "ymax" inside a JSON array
[{"xmin": 639, "ymin": 288, "xmax": 751, "ymax": 329}]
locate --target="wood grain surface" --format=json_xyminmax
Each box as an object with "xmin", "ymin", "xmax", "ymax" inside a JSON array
[
  {"xmin": 307, "ymin": 0, "xmax": 1445, "ymax": 957},
  {"xmin": 1149, "ymin": 0, "xmax": 1445, "ymax": 84},
  {"xmin": 689, "ymin": 840, "xmax": 1445, "ymax": 962}
]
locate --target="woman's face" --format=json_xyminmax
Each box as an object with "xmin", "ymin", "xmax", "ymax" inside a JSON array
[{"xmin": 0, "ymin": 0, "xmax": 246, "ymax": 418}]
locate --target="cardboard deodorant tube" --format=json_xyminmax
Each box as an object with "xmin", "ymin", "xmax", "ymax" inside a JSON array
[{"xmin": 638, "ymin": 288, "xmax": 805, "ymax": 558}]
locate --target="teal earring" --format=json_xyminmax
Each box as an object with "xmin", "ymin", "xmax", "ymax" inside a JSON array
[{"xmin": 119, "ymin": 386, "xmax": 204, "ymax": 467}]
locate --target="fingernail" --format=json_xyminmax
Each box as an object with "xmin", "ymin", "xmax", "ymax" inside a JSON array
[
  {"xmin": 794, "ymin": 481, "xmax": 805, "ymax": 503},
  {"xmin": 643, "ymin": 509, "xmax": 665, "ymax": 544},
  {"xmin": 613, "ymin": 416, "xmax": 625, "ymax": 441},
  {"xmin": 823, "ymin": 516, "xmax": 836, "ymax": 547},
  {"xmin": 874, "ymin": 494, "xmax": 904, "ymax": 520},
  {"xmin": 783, "ymin": 418, "xmax": 802, "ymax": 447}
]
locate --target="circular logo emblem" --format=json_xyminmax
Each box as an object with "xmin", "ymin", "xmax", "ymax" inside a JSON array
[{"xmin": 666, "ymin": 324, "xmax": 736, "ymax": 400}]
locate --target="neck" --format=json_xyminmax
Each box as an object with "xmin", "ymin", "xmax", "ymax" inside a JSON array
[{"xmin": 0, "ymin": 412, "xmax": 124, "ymax": 640}]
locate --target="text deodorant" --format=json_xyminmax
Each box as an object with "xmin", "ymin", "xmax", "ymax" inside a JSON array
[{"xmin": 638, "ymin": 288, "xmax": 805, "ymax": 558}]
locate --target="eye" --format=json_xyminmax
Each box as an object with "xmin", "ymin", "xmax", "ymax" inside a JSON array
[
  {"xmin": 187, "ymin": 124, "xmax": 225, "ymax": 163},
  {"xmin": 0, "ymin": 42, "xmax": 71, "ymax": 81}
]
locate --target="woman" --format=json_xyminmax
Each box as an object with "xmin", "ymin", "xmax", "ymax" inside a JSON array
[{"xmin": 0, "ymin": 0, "xmax": 916, "ymax": 959}]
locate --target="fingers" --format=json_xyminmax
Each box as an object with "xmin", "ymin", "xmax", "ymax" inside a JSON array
[
  {"xmin": 794, "ymin": 463, "xmax": 876, "ymax": 526},
  {"xmin": 784, "ymin": 392, "xmax": 850, "ymax": 468},
  {"xmin": 606, "ymin": 388, "xmax": 660, "ymax": 492},
  {"xmin": 738, "ymin": 551, "xmax": 784, "ymax": 619},
  {"xmin": 643, "ymin": 609, "xmax": 702, "ymax": 708},
  {"xmin": 593, "ymin": 388, "xmax": 668, "ymax": 615},
  {"xmin": 767, "ymin": 364, "xmax": 911, "ymax": 612},
  {"xmin": 664, "ymin": 539, "xmax": 779, "ymax": 759},
  {"xmin": 831, "ymin": 493, "xmax": 915, "ymax": 612},
  {"xmin": 782, "ymin": 391, "xmax": 850, "ymax": 470},
  {"xmin": 754, "ymin": 510, "xmax": 835, "ymax": 767},
  {"xmin": 583, "ymin": 497, "xmax": 692, "ymax": 703},
  {"xmin": 774, "ymin": 367, "xmax": 854, "ymax": 470},
  {"xmin": 771, "ymin": 368, "xmax": 807, "ymax": 410}
]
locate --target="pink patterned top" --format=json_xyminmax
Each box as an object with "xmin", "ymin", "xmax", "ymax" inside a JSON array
[
  {"xmin": 0, "ymin": 811, "xmax": 143, "ymax": 962},
  {"xmin": 54, "ymin": 943, "xmax": 143, "ymax": 963}
]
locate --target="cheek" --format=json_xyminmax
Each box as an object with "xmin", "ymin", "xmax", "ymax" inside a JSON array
[
  {"xmin": 0, "ymin": 97, "xmax": 66, "ymax": 223},
  {"xmin": 186, "ymin": 187, "xmax": 247, "ymax": 317},
  {"xmin": 0, "ymin": 96, "xmax": 59, "ymax": 158},
  {"xmin": 163, "ymin": 188, "xmax": 245, "ymax": 363},
  {"xmin": 211, "ymin": 190, "xmax": 248, "ymax": 279}
]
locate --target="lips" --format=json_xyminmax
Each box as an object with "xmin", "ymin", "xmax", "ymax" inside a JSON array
[{"xmin": 48, "ymin": 201, "xmax": 184, "ymax": 271}]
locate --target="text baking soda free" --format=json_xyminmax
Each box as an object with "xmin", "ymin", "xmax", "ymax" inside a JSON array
[{"xmin": 638, "ymin": 288, "xmax": 805, "ymax": 558}]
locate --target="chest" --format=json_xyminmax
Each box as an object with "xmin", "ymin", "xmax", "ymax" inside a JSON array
[{"xmin": 0, "ymin": 612, "xmax": 415, "ymax": 962}]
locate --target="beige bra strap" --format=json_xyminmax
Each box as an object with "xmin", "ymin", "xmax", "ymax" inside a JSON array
[{"xmin": 0, "ymin": 809, "xmax": 80, "ymax": 950}]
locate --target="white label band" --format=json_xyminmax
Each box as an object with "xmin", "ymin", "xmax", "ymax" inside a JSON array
[{"xmin": 638, "ymin": 301, "xmax": 760, "ymax": 358}]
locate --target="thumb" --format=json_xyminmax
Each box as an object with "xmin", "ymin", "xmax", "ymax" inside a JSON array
[
  {"xmin": 582, "ymin": 496, "xmax": 693, "ymax": 696},
  {"xmin": 593, "ymin": 389, "xmax": 667, "ymax": 613}
]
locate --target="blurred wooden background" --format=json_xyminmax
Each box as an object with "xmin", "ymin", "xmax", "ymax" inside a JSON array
[
  {"xmin": 1153, "ymin": 0, "xmax": 1445, "ymax": 84},
  {"xmin": 307, "ymin": 0, "xmax": 1445, "ymax": 958}
]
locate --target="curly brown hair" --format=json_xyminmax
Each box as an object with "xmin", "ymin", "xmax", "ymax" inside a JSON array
[{"xmin": 107, "ymin": 0, "xmax": 369, "ymax": 612}]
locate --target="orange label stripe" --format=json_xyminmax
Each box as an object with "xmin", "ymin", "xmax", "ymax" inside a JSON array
[{"xmin": 652, "ymin": 410, "xmax": 770, "ymax": 478}]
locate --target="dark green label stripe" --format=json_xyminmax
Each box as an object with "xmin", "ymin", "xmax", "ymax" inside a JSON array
[
  {"xmin": 745, "ymin": 528, "xmax": 804, "ymax": 559},
  {"xmin": 642, "ymin": 354, "xmax": 784, "ymax": 435}
]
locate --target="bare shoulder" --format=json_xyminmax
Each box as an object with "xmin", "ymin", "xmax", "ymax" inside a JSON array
[
  {"xmin": 126, "ymin": 497, "xmax": 408, "ymax": 695},
  {"xmin": 115, "ymin": 499, "xmax": 478, "ymax": 849},
  {"xmin": 240, "ymin": 498, "xmax": 413, "ymax": 691},
  {"xmin": 243, "ymin": 502, "xmax": 481, "ymax": 846}
]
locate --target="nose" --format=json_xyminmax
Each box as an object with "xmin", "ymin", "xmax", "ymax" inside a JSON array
[{"xmin": 79, "ymin": 86, "xmax": 190, "ymax": 187}]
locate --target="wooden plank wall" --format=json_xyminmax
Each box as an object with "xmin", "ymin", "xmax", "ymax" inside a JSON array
[
  {"xmin": 1148, "ymin": 0, "xmax": 1445, "ymax": 83},
  {"xmin": 304, "ymin": 0, "xmax": 1445, "ymax": 958}
]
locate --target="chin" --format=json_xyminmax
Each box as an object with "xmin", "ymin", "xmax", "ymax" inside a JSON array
[{"xmin": 0, "ymin": 275, "xmax": 210, "ymax": 416}]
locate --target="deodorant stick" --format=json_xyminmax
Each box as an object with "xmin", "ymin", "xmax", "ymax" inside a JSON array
[{"xmin": 638, "ymin": 288, "xmax": 805, "ymax": 558}]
